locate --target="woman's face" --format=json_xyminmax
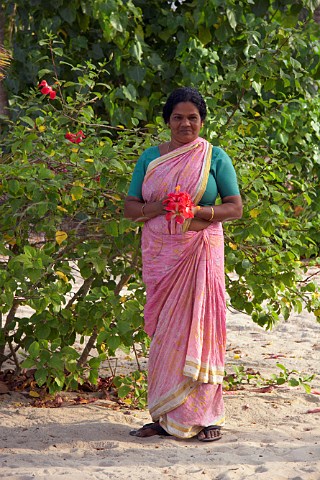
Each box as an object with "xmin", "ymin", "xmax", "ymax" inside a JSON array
[{"xmin": 168, "ymin": 101, "xmax": 203, "ymax": 145}]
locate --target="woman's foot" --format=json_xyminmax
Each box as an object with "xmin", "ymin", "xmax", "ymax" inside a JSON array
[
  {"xmin": 129, "ymin": 421, "xmax": 171, "ymax": 437},
  {"xmin": 197, "ymin": 425, "xmax": 222, "ymax": 442}
]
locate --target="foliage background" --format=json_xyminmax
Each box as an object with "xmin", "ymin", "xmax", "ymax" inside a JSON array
[{"xmin": 0, "ymin": 0, "xmax": 319, "ymax": 394}]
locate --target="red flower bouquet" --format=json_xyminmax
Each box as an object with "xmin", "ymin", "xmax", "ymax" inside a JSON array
[{"xmin": 162, "ymin": 185, "xmax": 196, "ymax": 224}]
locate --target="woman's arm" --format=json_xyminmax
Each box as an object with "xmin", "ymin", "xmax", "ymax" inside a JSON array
[
  {"xmin": 189, "ymin": 195, "xmax": 243, "ymax": 231},
  {"xmin": 124, "ymin": 196, "xmax": 166, "ymax": 222},
  {"xmin": 195, "ymin": 195, "xmax": 243, "ymax": 222}
]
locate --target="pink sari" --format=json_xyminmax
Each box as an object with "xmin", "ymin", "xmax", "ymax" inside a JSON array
[{"xmin": 141, "ymin": 138, "xmax": 226, "ymax": 438}]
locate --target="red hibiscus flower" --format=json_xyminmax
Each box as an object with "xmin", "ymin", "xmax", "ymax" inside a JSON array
[
  {"xmin": 38, "ymin": 80, "xmax": 57, "ymax": 100},
  {"xmin": 65, "ymin": 130, "xmax": 86, "ymax": 144},
  {"xmin": 162, "ymin": 185, "xmax": 196, "ymax": 224}
]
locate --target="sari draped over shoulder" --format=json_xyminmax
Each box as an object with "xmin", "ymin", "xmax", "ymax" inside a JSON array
[{"xmin": 141, "ymin": 137, "xmax": 226, "ymax": 438}]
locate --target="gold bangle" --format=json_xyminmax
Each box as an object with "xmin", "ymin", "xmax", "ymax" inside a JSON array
[
  {"xmin": 209, "ymin": 207, "xmax": 215, "ymax": 221},
  {"xmin": 141, "ymin": 203, "xmax": 147, "ymax": 216}
]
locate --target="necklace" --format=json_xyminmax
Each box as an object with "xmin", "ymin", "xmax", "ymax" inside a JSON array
[{"xmin": 167, "ymin": 141, "xmax": 171, "ymax": 153}]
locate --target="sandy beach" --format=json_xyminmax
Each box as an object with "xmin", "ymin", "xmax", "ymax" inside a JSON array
[{"xmin": 1, "ymin": 275, "xmax": 320, "ymax": 480}]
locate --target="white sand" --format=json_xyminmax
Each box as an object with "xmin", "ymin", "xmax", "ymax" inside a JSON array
[
  {"xmin": 1, "ymin": 273, "xmax": 320, "ymax": 479},
  {"xmin": 1, "ymin": 393, "xmax": 319, "ymax": 480}
]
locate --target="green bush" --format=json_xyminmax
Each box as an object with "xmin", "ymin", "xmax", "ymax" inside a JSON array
[{"xmin": 0, "ymin": 56, "xmax": 153, "ymax": 392}]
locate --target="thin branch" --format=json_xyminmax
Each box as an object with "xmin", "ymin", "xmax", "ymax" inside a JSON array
[
  {"xmin": 242, "ymin": 157, "xmax": 273, "ymax": 191},
  {"xmin": 8, "ymin": 340, "xmax": 21, "ymax": 373},
  {"xmin": 49, "ymin": 41, "xmax": 65, "ymax": 106},
  {"xmin": 0, "ymin": 340, "xmax": 20, "ymax": 370},
  {"xmin": 114, "ymin": 250, "xmax": 140, "ymax": 296},
  {"xmin": 225, "ymin": 87, "xmax": 246, "ymax": 127},
  {"xmin": 0, "ymin": 299, "xmax": 20, "ymax": 358},
  {"xmin": 299, "ymin": 269, "xmax": 320, "ymax": 284},
  {"xmin": 65, "ymin": 275, "xmax": 95, "ymax": 310},
  {"xmin": 132, "ymin": 343, "xmax": 141, "ymax": 371},
  {"xmin": 77, "ymin": 326, "xmax": 98, "ymax": 367},
  {"xmin": 106, "ymin": 356, "xmax": 117, "ymax": 377}
]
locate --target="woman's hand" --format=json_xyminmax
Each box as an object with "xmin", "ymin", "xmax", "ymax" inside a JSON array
[
  {"xmin": 124, "ymin": 196, "xmax": 166, "ymax": 222},
  {"xmin": 192, "ymin": 205, "xmax": 201, "ymax": 216}
]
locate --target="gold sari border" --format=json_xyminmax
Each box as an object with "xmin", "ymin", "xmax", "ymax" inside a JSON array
[
  {"xmin": 182, "ymin": 141, "xmax": 212, "ymax": 233},
  {"xmin": 183, "ymin": 357, "xmax": 224, "ymax": 383},
  {"xmin": 149, "ymin": 378, "xmax": 197, "ymax": 419},
  {"xmin": 160, "ymin": 413, "xmax": 226, "ymax": 439},
  {"xmin": 193, "ymin": 142, "xmax": 212, "ymax": 206}
]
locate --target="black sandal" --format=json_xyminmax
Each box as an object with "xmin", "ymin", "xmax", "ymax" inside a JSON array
[
  {"xmin": 129, "ymin": 422, "xmax": 171, "ymax": 437},
  {"xmin": 197, "ymin": 425, "xmax": 222, "ymax": 442}
]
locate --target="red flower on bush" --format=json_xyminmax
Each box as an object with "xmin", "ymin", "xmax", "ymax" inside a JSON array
[
  {"xmin": 65, "ymin": 130, "xmax": 86, "ymax": 144},
  {"xmin": 38, "ymin": 80, "xmax": 56, "ymax": 100},
  {"xmin": 162, "ymin": 185, "xmax": 196, "ymax": 224}
]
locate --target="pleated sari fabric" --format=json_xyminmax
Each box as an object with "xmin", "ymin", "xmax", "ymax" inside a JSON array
[{"xmin": 141, "ymin": 138, "xmax": 226, "ymax": 438}]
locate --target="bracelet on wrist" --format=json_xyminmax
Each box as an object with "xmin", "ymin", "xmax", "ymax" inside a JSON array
[
  {"xmin": 209, "ymin": 207, "xmax": 215, "ymax": 221},
  {"xmin": 141, "ymin": 203, "xmax": 147, "ymax": 216}
]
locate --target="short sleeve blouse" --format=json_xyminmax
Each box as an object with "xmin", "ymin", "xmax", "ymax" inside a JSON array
[{"xmin": 127, "ymin": 145, "xmax": 240, "ymax": 206}]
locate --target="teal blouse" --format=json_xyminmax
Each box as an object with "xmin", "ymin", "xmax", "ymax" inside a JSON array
[{"xmin": 128, "ymin": 145, "xmax": 240, "ymax": 206}]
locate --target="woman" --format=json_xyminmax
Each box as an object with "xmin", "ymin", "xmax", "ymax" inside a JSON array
[{"xmin": 124, "ymin": 87, "xmax": 242, "ymax": 442}]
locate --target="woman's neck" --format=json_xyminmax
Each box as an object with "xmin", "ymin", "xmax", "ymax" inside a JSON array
[{"xmin": 168, "ymin": 137, "xmax": 200, "ymax": 152}]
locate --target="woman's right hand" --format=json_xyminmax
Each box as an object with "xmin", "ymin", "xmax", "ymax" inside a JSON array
[
  {"xmin": 124, "ymin": 196, "xmax": 167, "ymax": 222},
  {"xmin": 159, "ymin": 196, "xmax": 170, "ymax": 213}
]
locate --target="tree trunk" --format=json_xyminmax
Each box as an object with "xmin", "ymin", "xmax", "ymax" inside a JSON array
[
  {"xmin": 0, "ymin": 82, "xmax": 8, "ymax": 117},
  {"xmin": 0, "ymin": 5, "xmax": 9, "ymax": 117}
]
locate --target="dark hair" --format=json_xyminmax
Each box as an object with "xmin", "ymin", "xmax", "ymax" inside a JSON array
[{"xmin": 162, "ymin": 87, "xmax": 207, "ymax": 123}]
